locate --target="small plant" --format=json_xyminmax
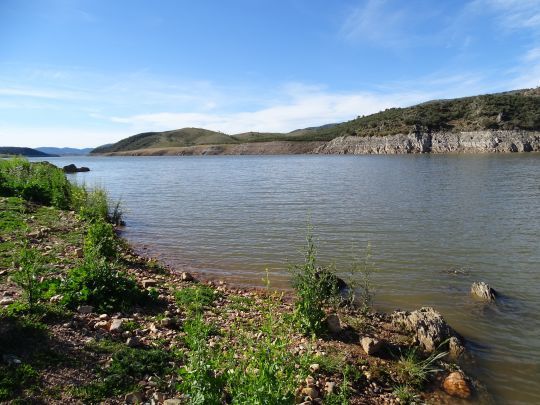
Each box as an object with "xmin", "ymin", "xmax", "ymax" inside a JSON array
[
  {"xmin": 289, "ymin": 226, "xmax": 340, "ymax": 335},
  {"xmin": 393, "ymin": 384, "xmax": 420, "ymax": 404},
  {"xmin": 355, "ymin": 241, "xmax": 377, "ymax": 311},
  {"xmin": 0, "ymin": 363, "xmax": 39, "ymax": 401},
  {"xmin": 394, "ymin": 347, "xmax": 447, "ymax": 388},
  {"xmin": 175, "ymin": 284, "xmax": 217, "ymax": 315},
  {"xmin": 76, "ymin": 343, "xmax": 173, "ymax": 401},
  {"xmin": 84, "ymin": 220, "xmax": 117, "ymax": 260},
  {"xmin": 61, "ymin": 257, "xmax": 148, "ymax": 313},
  {"xmin": 12, "ymin": 247, "xmax": 46, "ymax": 310},
  {"xmin": 178, "ymin": 315, "xmax": 224, "ymax": 405}
]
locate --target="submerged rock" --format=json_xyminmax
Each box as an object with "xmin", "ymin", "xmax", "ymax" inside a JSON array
[
  {"xmin": 392, "ymin": 307, "xmax": 461, "ymax": 353},
  {"xmin": 471, "ymin": 281, "xmax": 497, "ymax": 302}
]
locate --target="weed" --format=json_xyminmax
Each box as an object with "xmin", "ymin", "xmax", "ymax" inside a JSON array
[
  {"xmin": 356, "ymin": 241, "xmax": 376, "ymax": 311},
  {"xmin": 394, "ymin": 347, "xmax": 447, "ymax": 388},
  {"xmin": 289, "ymin": 226, "xmax": 341, "ymax": 335},
  {"xmin": 77, "ymin": 343, "xmax": 173, "ymax": 401},
  {"xmin": 175, "ymin": 284, "xmax": 217, "ymax": 315},
  {"xmin": 84, "ymin": 220, "xmax": 117, "ymax": 259},
  {"xmin": 12, "ymin": 246, "xmax": 46, "ymax": 309},
  {"xmin": 61, "ymin": 257, "xmax": 148, "ymax": 313},
  {"xmin": 178, "ymin": 315, "xmax": 224, "ymax": 405},
  {"xmin": 0, "ymin": 364, "xmax": 39, "ymax": 401},
  {"xmin": 393, "ymin": 384, "xmax": 420, "ymax": 404}
]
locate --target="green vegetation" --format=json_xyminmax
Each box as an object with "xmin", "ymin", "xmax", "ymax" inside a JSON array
[
  {"xmin": 0, "ymin": 158, "xmax": 72, "ymax": 209},
  {"xmin": 84, "ymin": 220, "xmax": 117, "ymax": 259},
  {"xmin": 394, "ymin": 346, "xmax": 447, "ymax": 389},
  {"xmin": 289, "ymin": 227, "xmax": 341, "ymax": 335},
  {"xmin": 61, "ymin": 257, "xmax": 148, "ymax": 313},
  {"xmin": 175, "ymin": 284, "xmax": 217, "ymax": 314},
  {"xmin": 76, "ymin": 340, "xmax": 174, "ymax": 402},
  {"xmin": 92, "ymin": 127, "xmax": 237, "ymax": 153},
  {"xmin": 11, "ymin": 247, "xmax": 46, "ymax": 310}
]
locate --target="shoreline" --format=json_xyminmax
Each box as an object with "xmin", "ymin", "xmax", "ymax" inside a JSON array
[{"xmin": 0, "ymin": 194, "xmax": 491, "ymax": 404}]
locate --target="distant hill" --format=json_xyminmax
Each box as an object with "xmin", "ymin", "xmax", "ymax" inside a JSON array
[
  {"xmin": 308, "ymin": 87, "xmax": 540, "ymax": 141},
  {"xmin": 0, "ymin": 147, "xmax": 56, "ymax": 157},
  {"xmin": 91, "ymin": 128, "xmax": 237, "ymax": 154},
  {"xmin": 36, "ymin": 147, "xmax": 94, "ymax": 156},
  {"xmin": 92, "ymin": 88, "xmax": 540, "ymax": 154}
]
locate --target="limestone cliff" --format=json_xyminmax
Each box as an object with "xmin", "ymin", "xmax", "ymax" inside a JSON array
[{"xmin": 313, "ymin": 130, "xmax": 540, "ymax": 154}]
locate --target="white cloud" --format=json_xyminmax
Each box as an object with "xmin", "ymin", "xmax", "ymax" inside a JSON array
[{"xmin": 109, "ymin": 87, "xmax": 428, "ymax": 134}]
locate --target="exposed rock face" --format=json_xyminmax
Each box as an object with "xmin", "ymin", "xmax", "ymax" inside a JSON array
[
  {"xmin": 471, "ymin": 281, "xmax": 497, "ymax": 302},
  {"xmin": 314, "ymin": 130, "xmax": 540, "ymax": 154},
  {"xmin": 392, "ymin": 307, "xmax": 462, "ymax": 353}
]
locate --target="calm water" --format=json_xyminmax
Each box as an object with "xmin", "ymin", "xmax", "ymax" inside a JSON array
[{"xmin": 35, "ymin": 154, "xmax": 539, "ymax": 404}]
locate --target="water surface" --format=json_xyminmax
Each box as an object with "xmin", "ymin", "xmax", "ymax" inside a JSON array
[{"xmin": 36, "ymin": 154, "xmax": 540, "ymax": 404}]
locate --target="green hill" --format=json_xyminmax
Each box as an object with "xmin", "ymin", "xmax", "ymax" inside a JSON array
[
  {"xmin": 0, "ymin": 147, "xmax": 56, "ymax": 157},
  {"xmin": 91, "ymin": 128, "xmax": 238, "ymax": 154},
  {"xmin": 307, "ymin": 88, "xmax": 540, "ymax": 141}
]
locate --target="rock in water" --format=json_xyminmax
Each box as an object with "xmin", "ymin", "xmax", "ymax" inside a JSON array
[
  {"xmin": 471, "ymin": 281, "xmax": 496, "ymax": 302},
  {"xmin": 63, "ymin": 164, "xmax": 90, "ymax": 173},
  {"xmin": 392, "ymin": 307, "xmax": 457, "ymax": 353},
  {"xmin": 443, "ymin": 371, "xmax": 472, "ymax": 399}
]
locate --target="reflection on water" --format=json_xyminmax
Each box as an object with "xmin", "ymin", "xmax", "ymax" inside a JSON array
[{"xmin": 34, "ymin": 154, "xmax": 540, "ymax": 404}]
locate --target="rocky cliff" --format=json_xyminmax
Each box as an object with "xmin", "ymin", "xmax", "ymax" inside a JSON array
[{"xmin": 313, "ymin": 130, "xmax": 540, "ymax": 154}]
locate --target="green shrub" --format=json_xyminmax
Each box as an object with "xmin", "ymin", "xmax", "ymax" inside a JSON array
[
  {"xmin": 77, "ymin": 343, "xmax": 172, "ymax": 401},
  {"xmin": 12, "ymin": 247, "xmax": 46, "ymax": 309},
  {"xmin": 394, "ymin": 347, "xmax": 446, "ymax": 389},
  {"xmin": 289, "ymin": 228, "xmax": 340, "ymax": 335},
  {"xmin": 0, "ymin": 158, "xmax": 72, "ymax": 209},
  {"xmin": 175, "ymin": 284, "xmax": 217, "ymax": 315},
  {"xmin": 178, "ymin": 315, "xmax": 224, "ymax": 405},
  {"xmin": 0, "ymin": 364, "xmax": 39, "ymax": 401},
  {"xmin": 84, "ymin": 220, "xmax": 117, "ymax": 259},
  {"xmin": 61, "ymin": 258, "xmax": 147, "ymax": 313},
  {"xmin": 71, "ymin": 185, "xmax": 123, "ymax": 225}
]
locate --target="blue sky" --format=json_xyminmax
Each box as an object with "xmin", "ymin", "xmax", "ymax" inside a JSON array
[{"xmin": 1, "ymin": 0, "xmax": 540, "ymax": 147}]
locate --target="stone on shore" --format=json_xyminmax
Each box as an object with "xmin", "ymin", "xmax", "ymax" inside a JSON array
[
  {"xmin": 360, "ymin": 336, "xmax": 383, "ymax": 355},
  {"xmin": 181, "ymin": 271, "xmax": 194, "ymax": 281},
  {"xmin": 443, "ymin": 371, "xmax": 472, "ymax": 399},
  {"xmin": 392, "ymin": 307, "xmax": 456, "ymax": 353},
  {"xmin": 109, "ymin": 319, "xmax": 124, "ymax": 333},
  {"xmin": 142, "ymin": 279, "xmax": 157, "ymax": 288},
  {"xmin": 471, "ymin": 281, "xmax": 497, "ymax": 302},
  {"xmin": 77, "ymin": 305, "xmax": 94, "ymax": 314}
]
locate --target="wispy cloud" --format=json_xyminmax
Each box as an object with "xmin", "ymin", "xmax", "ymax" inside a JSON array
[{"xmin": 471, "ymin": 0, "xmax": 540, "ymax": 31}]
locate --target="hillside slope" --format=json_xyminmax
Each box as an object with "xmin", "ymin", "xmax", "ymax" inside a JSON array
[
  {"xmin": 92, "ymin": 128, "xmax": 237, "ymax": 154},
  {"xmin": 0, "ymin": 147, "xmax": 56, "ymax": 157},
  {"xmin": 36, "ymin": 147, "xmax": 93, "ymax": 156}
]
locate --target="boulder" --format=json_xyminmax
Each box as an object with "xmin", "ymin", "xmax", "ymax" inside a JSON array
[
  {"xmin": 471, "ymin": 281, "xmax": 497, "ymax": 302},
  {"xmin": 63, "ymin": 164, "xmax": 90, "ymax": 173},
  {"xmin": 181, "ymin": 271, "xmax": 194, "ymax": 282},
  {"xmin": 442, "ymin": 371, "xmax": 472, "ymax": 399},
  {"xmin": 392, "ymin": 307, "xmax": 457, "ymax": 353},
  {"xmin": 0, "ymin": 297, "xmax": 14, "ymax": 306},
  {"xmin": 360, "ymin": 336, "xmax": 383, "ymax": 355}
]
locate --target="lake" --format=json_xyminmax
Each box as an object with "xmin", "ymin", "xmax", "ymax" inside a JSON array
[{"xmin": 34, "ymin": 154, "xmax": 540, "ymax": 404}]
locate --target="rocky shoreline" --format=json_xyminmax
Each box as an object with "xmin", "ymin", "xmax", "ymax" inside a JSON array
[{"xmin": 0, "ymin": 195, "xmax": 492, "ymax": 404}]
